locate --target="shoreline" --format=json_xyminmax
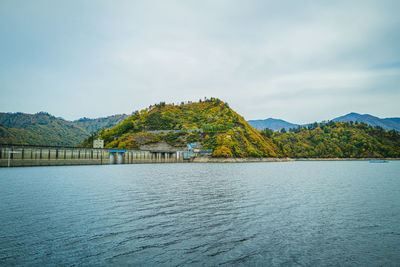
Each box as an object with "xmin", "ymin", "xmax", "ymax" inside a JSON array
[{"xmin": 192, "ymin": 157, "xmax": 400, "ymax": 163}]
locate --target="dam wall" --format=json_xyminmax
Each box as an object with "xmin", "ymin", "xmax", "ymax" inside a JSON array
[{"xmin": 0, "ymin": 144, "xmax": 185, "ymax": 167}]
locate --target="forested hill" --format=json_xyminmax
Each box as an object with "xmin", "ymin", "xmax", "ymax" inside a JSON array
[
  {"xmin": 268, "ymin": 121, "xmax": 400, "ymax": 158},
  {"xmin": 332, "ymin": 112, "xmax": 400, "ymax": 131},
  {"xmin": 0, "ymin": 112, "xmax": 127, "ymax": 146},
  {"xmin": 0, "ymin": 112, "xmax": 88, "ymax": 146},
  {"xmin": 73, "ymin": 114, "xmax": 128, "ymax": 134},
  {"xmin": 92, "ymin": 98, "xmax": 281, "ymax": 157}
]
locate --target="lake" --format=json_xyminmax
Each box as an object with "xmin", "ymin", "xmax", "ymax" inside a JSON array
[{"xmin": 1, "ymin": 161, "xmax": 399, "ymax": 266}]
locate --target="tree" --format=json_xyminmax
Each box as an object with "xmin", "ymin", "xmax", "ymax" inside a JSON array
[{"xmin": 261, "ymin": 128, "xmax": 274, "ymax": 138}]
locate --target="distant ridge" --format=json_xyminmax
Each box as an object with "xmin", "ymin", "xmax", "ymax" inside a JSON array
[
  {"xmin": 332, "ymin": 113, "xmax": 400, "ymax": 131},
  {"xmin": 73, "ymin": 114, "xmax": 129, "ymax": 134},
  {"xmin": 248, "ymin": 113, "xmax": 400, "ymax": 131},
  {"xmin": 247, "ymin": 118, "xmax": 299, "ymax": 131}
]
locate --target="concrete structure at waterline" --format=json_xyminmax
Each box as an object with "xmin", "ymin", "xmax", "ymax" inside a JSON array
[{"xmin": 0, "ymin": 144, "xmax": 206, "ymax": 167}]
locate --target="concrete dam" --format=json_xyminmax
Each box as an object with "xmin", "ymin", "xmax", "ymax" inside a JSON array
[{"xmin": 0, "ymin": 144, "xmax": 194, "ymax": 167}]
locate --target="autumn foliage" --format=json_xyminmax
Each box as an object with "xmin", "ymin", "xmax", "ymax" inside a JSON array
[
  {"xmin": 91, "ymin": 98, "xmax": 281, "ymax": 157},
  {"xmin": 270, "ymin": 121, "xmax": 400, "ymax": 158}
]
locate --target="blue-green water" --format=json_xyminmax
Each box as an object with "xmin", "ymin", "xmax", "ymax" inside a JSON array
[{"xmin": 0, "ymin": 161, "xmax": 399, "ymax": 266}]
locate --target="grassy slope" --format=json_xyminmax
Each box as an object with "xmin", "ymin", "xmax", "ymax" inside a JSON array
[{"xmin": 95, "ymin": 99, "xmax": 281, "ymax": 157}]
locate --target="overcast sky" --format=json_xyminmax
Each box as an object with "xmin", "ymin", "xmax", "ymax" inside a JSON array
[{"xmin": 1, "ymin": 0, "xmax": 399, "ymax": 123}]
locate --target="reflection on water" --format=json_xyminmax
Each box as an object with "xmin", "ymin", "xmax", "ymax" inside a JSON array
[{"xmin": 1, "ymin": 161, "xmax": 400, "ymax": 266}]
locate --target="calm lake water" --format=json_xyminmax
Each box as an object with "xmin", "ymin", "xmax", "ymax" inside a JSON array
[{"xmin": 0, "ymin": 161, "xmax": 399, "ymax": 266}]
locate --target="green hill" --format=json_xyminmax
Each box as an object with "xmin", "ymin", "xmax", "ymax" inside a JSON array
[
  {"xmin": 0, "ymin": 112, "xmax": 128, "ymax": 146},
  {"xmin": 269, "ymin": 121, "xmax": 400, "ymax": 158},
  {"xmin": 0, "ymin": 112, "xmax": 88, "ymax": 146},
  {"xmin": 91, "ymin": 98, "xmax": 281, "ymax": 157}
]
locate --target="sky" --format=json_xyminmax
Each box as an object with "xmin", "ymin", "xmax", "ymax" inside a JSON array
[{"xmin": 0, "ymin": 0, "xmax": 399, "ymax": 124}]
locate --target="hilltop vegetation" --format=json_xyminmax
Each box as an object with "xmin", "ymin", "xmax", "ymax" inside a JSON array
[
  {"xmin": 268, "ymin": 121, "xmax": 400, "ymax": 158},
  {"xmin": 91, "ymin": 98, "xmax": 280, "ymax": 157},
  {"xmin": 0, "ymin": 112, "xmax": 127, "ymax": 146}
]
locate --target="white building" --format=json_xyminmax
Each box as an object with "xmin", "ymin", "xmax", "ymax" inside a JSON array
[{"xmin": 93, "ymin": 138, "xmax": 104, "ymax": 149}]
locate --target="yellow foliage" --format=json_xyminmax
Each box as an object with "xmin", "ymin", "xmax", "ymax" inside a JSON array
[
  {"xmin": 213, "ymin": 145, "xmax": 233, "ymax": 157},
  {"xmin": 99, "ymin": 98, "xmax": 281, "ymax": 157}
]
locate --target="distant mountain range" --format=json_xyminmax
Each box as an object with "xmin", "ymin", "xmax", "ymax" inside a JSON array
[
  {"xmin": 248, "ymin": 113, "xmax": 400, "ymax": 131},
  {"xmin": 0, "ymin": 112, "xmax": 128, "ymax": 146}
]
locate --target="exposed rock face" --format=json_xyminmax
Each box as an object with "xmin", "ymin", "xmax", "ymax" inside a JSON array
[{"xmin": 140, "ymin": 142, "xmax": 184, "ymax": 152}]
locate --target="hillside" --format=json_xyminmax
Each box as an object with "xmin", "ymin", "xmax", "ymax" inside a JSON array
[
  {"xmin": 248, "ymin": 118, "xmax": 300, "ymax": 131},
  {"xmin": 270, "ymin": 121, "xmax": 400, "ymax": 158},
  {"xmin": 92, "ymin": 98, "xmax": 281, "ymax": 157},
  {"xmin": 73, "ymin": 114, "xmax": 128, "ymax": 134},
  {"xmin": 0, "ymin": 112, "xmax": 128, "ymax": 146},
  {"xmin": 332, "ymin": 112, "xmax": 400, "ymax": 131},
  {"xmin": 0, "ymin": 112, "xmax": 88, "ymax": 146}
]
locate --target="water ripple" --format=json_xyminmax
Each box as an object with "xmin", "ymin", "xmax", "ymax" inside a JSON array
[{"xmin": 0, "ymin": 162, "xmax": 400, "ymax": 266}]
